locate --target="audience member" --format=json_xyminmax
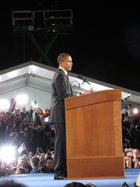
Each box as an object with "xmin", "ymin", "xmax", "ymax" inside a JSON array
[
  {"xmin": 43, "ymin": 157, "xmax": 54, "ymax": 173},
  {"xmin": 37, "ymin": 160, "xmax": 45, "ymax": 173},
  {"xmin": 134, "ymin": 173, "xmax": 140, "ymax": 187},
  {"xmin": 30, "ymin": 156, "xmax": 40, "ymax": 174},
  {"xmin": 132, "ymin": 149, "xmax": 140, "ymax": 168},
  {"xmin": 64, "ymin": 182, "xmax": 96, "ymax": 187},
  {"xmin": 0, "ymin": 180, "xmax": 27, "ymax": 187}
]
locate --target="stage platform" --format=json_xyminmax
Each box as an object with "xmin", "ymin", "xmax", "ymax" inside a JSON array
[{"xmin": 0, "ymin": 169, "xmax": 140, "ymax": 187}]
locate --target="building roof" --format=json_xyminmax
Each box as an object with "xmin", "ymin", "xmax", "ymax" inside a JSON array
[{"xmin": 0, "ymin": 60, "xmax": 140, "ymax": 107}]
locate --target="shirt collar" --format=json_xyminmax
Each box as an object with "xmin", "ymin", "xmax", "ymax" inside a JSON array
[{"xmin": 59, "ymin": 67, "xmax": 67, "ymax": 75}]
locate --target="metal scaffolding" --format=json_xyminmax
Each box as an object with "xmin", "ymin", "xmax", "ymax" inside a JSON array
[{"xmin": 12, "ymin": 10, "xmax": 73, "ymax": 65}]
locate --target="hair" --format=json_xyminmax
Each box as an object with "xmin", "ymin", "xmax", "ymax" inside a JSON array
[
  {"xmin": 0, "ymin": 180, "xmax": 27, "ymax": 187},
  {"xmin": 0, "ymin": 168, "xmax": 8, "ymax": 176},
  {"xmin": 64, "ymin": 182, "xmax": 86, "ymax": 187},
  {"xmin": 128, "ymin": 104, "xmax": 132, "ymax": 107},
  {"xmin": 46, "ymin": 157, "xmax": 53, "ymax": 161},
  {"xmin": 30, "ymin": 156, "xmax": 39, "ymax": 168},
  {"xmin": 16, "ymin": 168, "xmax": 26, "ymax": 175},
  {"xmin": 11, "ymin": 167, "xmax": 17, "ymax": 174},
  {"xmin": 64, "ymin": 183, "xmax": 97, "ymax": 187},
  {"xmin": 57, "ymin": 52, "xmax": 71, "ymax": 64},
  {"xmin": 39, "ymin": 160, "xmax": 45, "ymax": 167},
  {"xmin": 17, "ymin": 157, "xmax": 27, "ymax": 169}
]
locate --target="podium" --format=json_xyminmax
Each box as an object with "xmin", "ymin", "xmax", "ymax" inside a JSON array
[{"xmin": 65, "ymin": 89, "xmax": 125, "ymax": 179}]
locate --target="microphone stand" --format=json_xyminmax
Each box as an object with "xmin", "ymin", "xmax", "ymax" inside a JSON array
[{"xmin": 77, "ymin": 74, "xmax": 93, "ymax": 92}]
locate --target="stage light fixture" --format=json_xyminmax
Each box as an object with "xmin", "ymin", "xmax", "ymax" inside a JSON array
[
  {"xmin": 0, "ymin": 99, "xmax": 10, "ymax": 110},
  {"xmin": 0, "ymin": 145, "xmax": 16, "ymax": 163},
  {"xmin": 16, "ymin": 94, "xmax": 28, "ymax": 105},
  {"xmin": 133, "ymin": 108, "xmax": 139, "ymax": 115}
]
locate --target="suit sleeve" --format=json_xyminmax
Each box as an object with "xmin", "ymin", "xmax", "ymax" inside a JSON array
[{"xmin": 55, "ymin": 73, "xmax": 70, "ymax": 99}]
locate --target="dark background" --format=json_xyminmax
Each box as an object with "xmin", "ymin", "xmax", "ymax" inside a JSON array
[{"xmin": 0, "ymin": 1, "xmax": 140, "ymax": 92}]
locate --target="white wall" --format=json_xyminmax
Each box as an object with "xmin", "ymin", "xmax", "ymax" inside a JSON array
[{"xmin": 0, "ymin": 86, "xmax": 51, "ymax": 111}]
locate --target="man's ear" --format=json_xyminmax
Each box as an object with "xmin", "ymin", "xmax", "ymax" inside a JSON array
[{"xmin": 59, "ymin": 61, "xmax": 63, "ymax": 66}]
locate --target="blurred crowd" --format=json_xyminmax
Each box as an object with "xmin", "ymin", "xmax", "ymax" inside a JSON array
[
  {"xmin": 0, "ymin": 107, "xmax": 54, "ymax": 154},
  {"xmin": 122, "ymin": 104, "xmax": 140, "ymax": 149},
  {"xmin": 122, "ymin": 103, "xmax": 140, "ymax": 169},
  {"xmin": 124, "ymin": 148, "xmax": 140, "ymax": 169},
  {"xmin": 0, "ymin": 103, "xmax": 140, "ymax": 178},
  {"xmin": 0, "ymin": 180, "xmax": 97, "ymax": 187},
  {"xmin": 0, "ymin": 106, "xmax": 56, "ymax": 176},
  {"xmin": 0, "ymin": 150, "xmax": 54, "ymax": 176}
]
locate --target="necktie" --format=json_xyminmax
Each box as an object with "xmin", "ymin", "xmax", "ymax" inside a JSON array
[{"xmin": 67, "ymin": 73, "xmax": 69, "ymax": 82}]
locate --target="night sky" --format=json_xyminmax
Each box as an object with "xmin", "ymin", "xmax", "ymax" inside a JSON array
[{"xmin": 0, "ymin": 1, "xmax": 140, "ymax": 92}]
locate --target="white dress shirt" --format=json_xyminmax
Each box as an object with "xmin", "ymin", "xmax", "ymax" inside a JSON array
[{"xmin": 59, "ymin": 67, "xmax": 67, "ymax": 76}]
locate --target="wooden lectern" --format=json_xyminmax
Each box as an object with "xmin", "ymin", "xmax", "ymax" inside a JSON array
[{"xmin": 65, "ymin": 89, "xmax": 125, "ymax": 179}]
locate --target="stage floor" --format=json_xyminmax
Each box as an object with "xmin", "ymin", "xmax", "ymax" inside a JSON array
[{"xmin": 0, "ymin": 169, "xmax": 140, "ymax": 187}]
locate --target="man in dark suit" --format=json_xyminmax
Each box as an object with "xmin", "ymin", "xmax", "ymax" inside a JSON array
[{"xmin": 49, "ymin": 53, "xmax": 73, "ymax": 180}]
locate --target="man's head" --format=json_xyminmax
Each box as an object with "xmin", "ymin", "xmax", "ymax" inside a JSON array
[
  {"xmin": 0, "ymin": 180, "xmax": 27, "ymax": 187},
  {"xmin": 133, "ymin": 149, "xmax": 140, "ymax": 159},
  {"xmin": 57, "ymin": 52, "xmax": 73, "ymax": 72},
  {"xmin": 30, "ymin": 156, "xmax": 39, "ymax": 168},
  {"xmin": 46, "ymin": 157, "xmax": 53, "ymax": 169}
]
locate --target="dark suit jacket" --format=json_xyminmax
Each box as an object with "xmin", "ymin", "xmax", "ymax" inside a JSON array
[{"xmin": 49, "ymin": 68, "xmax": 73, "ymax": 123}]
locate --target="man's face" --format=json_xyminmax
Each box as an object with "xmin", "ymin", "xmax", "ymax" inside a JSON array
[
  {"xmin": 60, "ymin": 56, "xmax": 73, "ymax": 72},
  {"xmin": 133, "ymin": 149, "xmax": 140, "ymax": 158},
  {"xmin": 46, "ymin": 159, "xmax": 53, "ymax": 169}
]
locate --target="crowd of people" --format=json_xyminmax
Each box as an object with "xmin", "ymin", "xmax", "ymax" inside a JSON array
[
  {"xmin": 124, "ymin": 148, "xmax": 140, "ymax": 169},
  {"xmin": 122, "ymin": 104, "xmax": 140, "ymax": 149},
  {"xmin": 0, "ymin": 150, "xmax": 54, "ymax": 176},
  {"xmin": 0, "ymin": 103, "xmax": 140, "ymax": 178},
  {"xmin": 122, "ymin": 103, "xmax": 140, "ymax": 169},
  {"xmin": 0, "ymin": 106, "xmax": 56, "ymax": 177},
  {"xmin": 0, "ymin": 107, "xmax": 54, "ymax": 154},
  {"xmin": 0, "ymin": 181, "xmax": 97, "ymax": 187}
]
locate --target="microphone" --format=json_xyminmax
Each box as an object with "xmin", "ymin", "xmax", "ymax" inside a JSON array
[
  {"xmin": 71, "ymin": 74, "xmax": 86, "ymax": 88},
  {"xmin": 77, "ymin": 74, "xmax": 93, "ymax": 92},
  {"xmin": 77, "ymin": 74, "xmax": 87, "ymax": 83}
]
